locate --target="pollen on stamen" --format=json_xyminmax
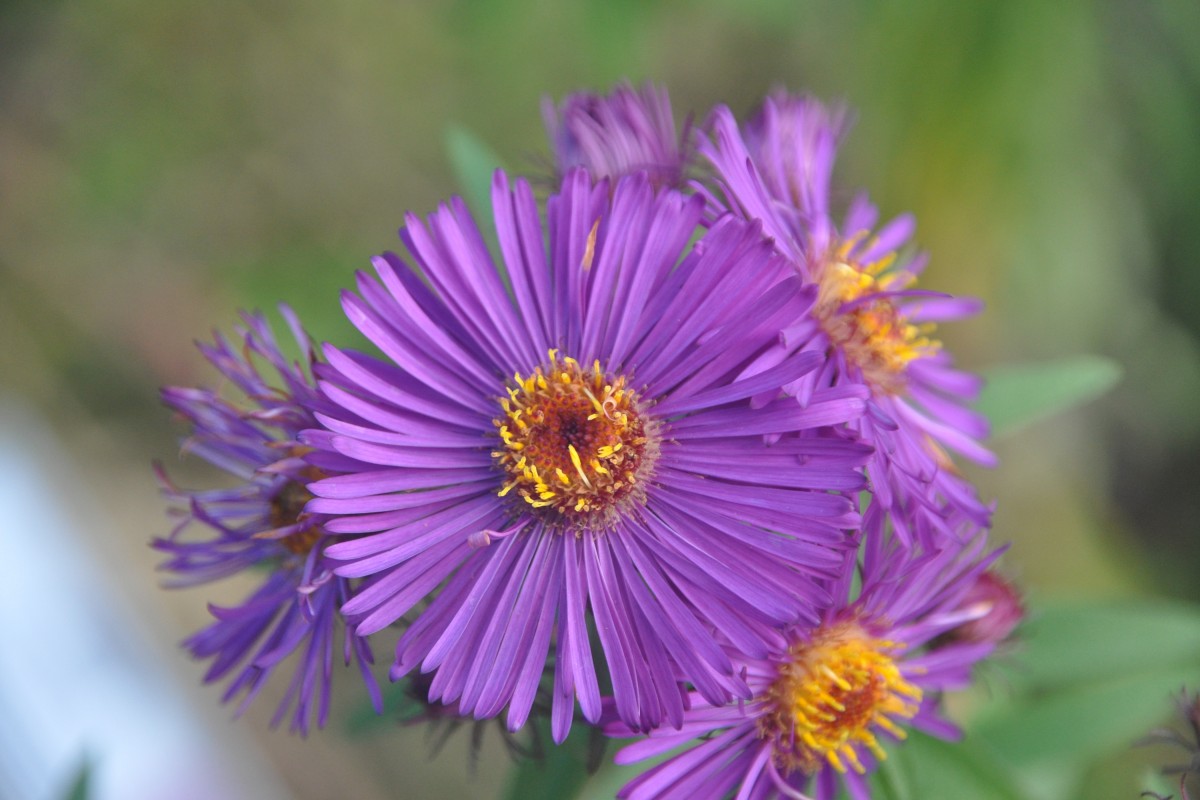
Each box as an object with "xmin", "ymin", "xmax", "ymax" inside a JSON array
[
  {"xmin": 815, "ymin": 238, "xmax": 941, "ymax": 395},
  {"xmin": 758, "ymin": 622, "xmax": 922, "ymax": 777},
  {"xmin": 491, "ymin": 350, "xmax": 660, "ymax": 532}
]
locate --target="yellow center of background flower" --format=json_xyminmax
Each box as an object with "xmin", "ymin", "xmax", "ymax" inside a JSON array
[
  {"xmin": 492, "ymin": 350, "xmax": 658, "ymax": 531},
  {"xmin": 267, "ymin": 462, "xmax": 325, "ymax": 556},
  {"xmin": 761, "ymin": 622, "xmax": 922, "ymax": 776},
  {"xmin": 815, "ymin": 240, "xmax": 940, "ymax": 395}
]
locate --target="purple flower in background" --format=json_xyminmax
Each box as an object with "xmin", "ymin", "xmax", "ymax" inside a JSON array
[
  {"xmin": 935, "ymin": 568, "xmax": 1025, "ymax": 648},
  {"xmin": 154, "ymin": 309, "xmax": 380, "ymax": 735},
  {"xmin": 306, "ymin": 168, "xmax": 870, "ymax": 742},
  {"xmin": 701, "ymin": 92, "xmax": 994, "ymax": 548},
  {"xmin": 544, "ymin": 82, "xmax": 693, "ymax": 188},
  {"xmin": 609, "ymin": 532, "xmax": 1002, "ymax": 800}
]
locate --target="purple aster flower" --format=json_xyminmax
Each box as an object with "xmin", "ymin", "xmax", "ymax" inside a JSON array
[
  {"xmin": 700, "ymin": 92, "xmax": 994, "ymax": 548},
  {"xmin": 154, "ymin": 308, "xmax": 381, "ymax": 735},
  {"xmin": 305, "ymin": 168, "xmax": 870, "ymax": 742},
  {"xmin": 608, "ymin": 531, "xmax": 1003, "ymax": 800},
  {"xmin": 543, "ymin": 81, "xmax": 694, "ymax": 189}
]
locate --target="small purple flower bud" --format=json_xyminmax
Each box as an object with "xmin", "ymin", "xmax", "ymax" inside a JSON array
[{"xmin": 944, "ymin": 570, "xmax": 1025, "ymax": 646}]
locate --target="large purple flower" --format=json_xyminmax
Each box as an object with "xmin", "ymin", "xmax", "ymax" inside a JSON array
[
  {"xmin": 305, "ymin": 168, "xmax": 870, "ymax": 741},
  {"xmin": 608, "ymin": 530, "xmax": 1002, "ymax": 800},
  {"xmin": 154, "ymin": 309, "xmax": 380, "ymax": 735},
  {"xmin": 543, "ymin": 82, "xmax": 694, "ymax": 189},
  {"xmin": 701, "ymin": 92, "xmax": 994, "ymax": 548}
]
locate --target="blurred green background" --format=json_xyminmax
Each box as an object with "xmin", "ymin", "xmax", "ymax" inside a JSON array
[{"xmin": 2, "ymin": 1, "xmax": 1199, "ymax": 798}]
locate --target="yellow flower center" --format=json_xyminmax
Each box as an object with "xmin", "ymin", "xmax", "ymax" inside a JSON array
[
  {"xmin": 760, "ymin": 622, "xmax": 922, "ymax": 776},
  {"xmin": 492, "ymin": 350, "xmax": 659, "ymax": 531},
  {"xmin": 815, "ymin": 241, "xmax": 939, "ymax": 394}
]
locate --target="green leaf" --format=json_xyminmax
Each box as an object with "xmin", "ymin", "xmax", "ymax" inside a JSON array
[
  {"xmin": 977, "ymin": 356, "xmax": 1122, "ymax": 438},
  {"xmin": 971, "ymin": 602, "xmax": 1200, "ymax": 770},
  {"xmin": 974, "ymin": 665, "xmax": 1198, "ymax": 767},
  {"xmin": 872, "ymin": 732, "xmax": 1024, "ymax": 800},
  {"xmin": 872, "ymin": 740, "xmax": 915, "ymax": 800},
  {"xmin": 344, "ymin": 679, "xmax": 431, "ymax": 738},
  {"xmin": 1010, "ymin": 601, "xmax": 1200, "ymax": 692},
  {"xmin": 62, "ymin": 757, "xmax": 92, "ymax": 800},
  {"xmin": 445, "ymin": 125, "xmax": 507, "ymax": 225},
  {"xmin": 503, "ymin": 723, "xmax": 606, "ymax": 800},
  {"xmin": 1138, "ymin": 766, "xmax": 1180, "ymax": 800}
]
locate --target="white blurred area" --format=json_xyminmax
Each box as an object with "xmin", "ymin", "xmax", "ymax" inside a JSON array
[
  {"xmin": 0, "ymin": 398, "xmax": 294, "ymax": 800},
  {"xmin": 0, "ymin": 397, "xmax": 510, "ymax": 800}
]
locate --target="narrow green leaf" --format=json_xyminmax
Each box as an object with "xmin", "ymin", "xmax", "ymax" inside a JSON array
[
  {"xmin": 1010, "ymin": 601, "xmax": 1200, "ymax": 692},
  {"xmin": 976, "ymin": 665, "xmax": 1199, "ymax": 766},
  {"xmin": 977, "ymin": 356, "xmax": 1122, "ymax": 438},
  {"xmin": 968, "ymin": 602, "xmax": 1200, "ymax": 784},
  {"xmin": 445, "ymin": 125, "xmax": 507, "ymax": 225},
  {"xmin": 62, "ymin": 757, "xmax": 91, "ymax": 800}
]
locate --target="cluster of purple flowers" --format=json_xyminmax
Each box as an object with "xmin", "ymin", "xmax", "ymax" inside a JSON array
[{"xmin": 156, "ymin": 83, "xmax": 1022, "ymax": 799}]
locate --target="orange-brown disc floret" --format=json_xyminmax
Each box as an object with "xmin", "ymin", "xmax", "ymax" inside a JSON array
[
  {"xmin": 266, "ymin": 459, "xmax": 323, "ymax": 556},
  {"xmin": 492, "ymin": 350, "xmax": 660, "ymax": 532},
  {"xmin": 814, "ymin": 239, "xmax": 940, "ymax": 395},
  {"xmin": 759, "ymin": 621, "xmax": 922, "ymax": 776}
]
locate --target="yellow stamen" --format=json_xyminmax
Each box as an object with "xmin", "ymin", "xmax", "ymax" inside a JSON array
[
  {"xmin": 568, "ymin": 444, "xmax": 591, "ymax": 487},
  {"xmin": 814, "ymin": 240, "xmax": 940, "ymax": 395},
  {"xmin": 759, "ymin": 622, "xmax": 921, "ymax": 778},
  {"xmin": 491, "ymin": 353, "xmax": 661, "ymax": 531}
]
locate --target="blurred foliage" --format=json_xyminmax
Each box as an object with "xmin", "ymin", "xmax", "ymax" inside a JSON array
[
  {"xmin": 978, "ymin": 357, "xmax": 1122, "ymax": 439},
  {"xmin": 873, "ymin": 732, "xmax": 1024, "ymax": 800},
  {"xmin": 445, "ymin": 125, "xmax": 509, "ymax": 233},
  {"xmin": 502, "ymin": 722, "xmax": 608, "ymax": 800},
  {"xmin": 971, "ymin": 601, "xmax": 1200, "ymax": 800},
  {"xmin": 61, "ymin": 756, "xmax": 91, "ymax": 800}
]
